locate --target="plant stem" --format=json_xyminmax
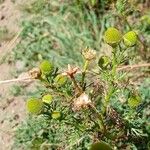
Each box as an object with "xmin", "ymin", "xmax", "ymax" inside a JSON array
[
  {"xmin": 112, "ymin": 49, "xmax": 117, "ymax": 79},
  {"xmin": 89, "ymin": 103, "xmax": 106, "ymax": 134},
  {"xmin": 103, "ymin": 48, "xmax": 118, "ymax": 114},
  {"xmin": 81, "ymin": 60, "xmax": 89, "ymax": 88},
  {"xmin": 70, "ymin": 75, "xmax": 83, "ymax": 94},
  {"xmin": 103, "ymin": 85, "xmax": 114, "ymax": 114}
]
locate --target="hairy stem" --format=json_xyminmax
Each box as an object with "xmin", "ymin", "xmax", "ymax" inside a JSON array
[
  {"xmin": 81, "ymin": 60, "xmax": 89, "ymax": 88},
  {"xmin": 70, "ymin": 75, "xmax": 83, "ymax": 94},
  {"xmin": 90, "ymin": 103, "xmax": 106, "ymax": 134}
]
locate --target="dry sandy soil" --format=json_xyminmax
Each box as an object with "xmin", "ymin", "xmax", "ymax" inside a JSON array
[{"xmin": 0, "ymin": 0, "xmax": 26, "ymax": 149}]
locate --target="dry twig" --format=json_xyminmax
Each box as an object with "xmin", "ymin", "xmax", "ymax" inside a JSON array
[
  {"xmin": 117, "ymin": 63, "xmax": 150, "ymax": 71},
  {"xmin": 0, "ymin": 63, "xmax": 149, "ymax": 85}
]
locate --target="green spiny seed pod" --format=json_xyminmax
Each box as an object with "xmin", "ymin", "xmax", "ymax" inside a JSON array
[
  {"xmin": 90, "ymin": 0, "xmax": 97, "ymax": 6},
  {"xmin": 141, "ymin": 15, "xmax": 150, "ymax": 24},
  {"xmin": 90, "ymin": 141, "xmax": 112, "ymax": 150},
  {"xmin": 98, "ymin": 56, "xmax": 111, "ymax": 70},
  {"xmin": 123, "ymin": 31, "xmax": 137, "ymax": 47},
  {"xmin": 54, "ymin": 74, "xmax": 67, "ymax": 87},
  {"xmin": 31, "ymin": 138, "xmax": 44, "ymax": 149},
  {"xmin": 128, "ymin": 94, "xmax": 141, "ymax": 108},
  {"xmin": 51, "ymin": 111, "xmax": 61, "ymax": 119},
  {"xmin": 104, "ymin": 27, "xmax": 122, "ymax": 45},
  {"xmin": 26, "ymin": 98, "xmax": 43, "ymax": 115},
  {"xmin": 42, "ymin": 94, "xmax": 53, "ymax": 104},
  {"xmin": 39, "ymin": 60, "xmax": 54, "ymax": 75}
]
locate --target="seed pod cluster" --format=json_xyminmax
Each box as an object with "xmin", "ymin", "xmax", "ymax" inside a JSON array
[{"xmin": 104, "ymin": 27, "xmax": 137, "ymax": 48}]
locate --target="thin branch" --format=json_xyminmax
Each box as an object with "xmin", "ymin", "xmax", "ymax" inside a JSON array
[
  {"xmin": 89, "ymin": 103, "xmax": 106, "ymax": 134},
  {"xmin": 0, "ymin": 63, "xmax": 149, "ymax": 85},
  {"xmin": 117, "ymin": 63, "xmax": 150, "ymax": 71},
  {"xmin": 0, "ymin": 29, "xmax": 22, "ymax": 63},
  {"xmin": 0, "ymin": 77, "xmax": 33, "ymax": 84}
]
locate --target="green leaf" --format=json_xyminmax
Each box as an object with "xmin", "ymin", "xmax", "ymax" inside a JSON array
[
  {"xmin": 39, "ymin": 60, "xmax": 54, "ymax": 75},
  {"xmin": 90, "ymin": 141, "xmax": 112, "ymax": 150},
  {"xmin": 42, "ymin": 94, "xmax": 53, "ymax": 104},
  {"xmin": 26, "ymin": 98, "xmax": 43, "ymax": 115},
  {"xmin": 104, "ymin": 27, "xmax": 122, "ymax": 45},
  {"xmin": 123, "ymin": 31, "xmax": 137, "ymax": 47}
]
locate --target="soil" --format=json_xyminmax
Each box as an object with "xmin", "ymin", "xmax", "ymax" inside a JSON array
[{"xmin": 0, "ymin": 0, "xmax": 26, "ymax": 149}]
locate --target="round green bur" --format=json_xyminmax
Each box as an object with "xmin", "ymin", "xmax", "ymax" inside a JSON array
[
  {"xmin": 104, "ymin": 27, "xmax": 122, "ymax": 44},
  {"xmin": 123, "ymin": 31, "xmax": 137, "ymax": 47},
  {"xmin": 39, "ymin": 60, "xmax": 53, "ymax": 75},
  {"xmin": 42, "ymin": 94, "xmax": 53, "ymax": 104},
  {"xmin": 27, "ymin": 98, "xmax": 43, "ymax": 114}
]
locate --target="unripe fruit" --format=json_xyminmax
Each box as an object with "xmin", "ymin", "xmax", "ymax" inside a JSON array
[
  {"xmin": 141, "ymin": 15, "xmax": 150, "ymax": 24},
  {"xmin": 90, "ymin": 0, "xmax": 97, "ymax": 6},
  {"xmin": 90, "ymin": 141, "xmax": 112, "ymax": 150},
  {"xmin": 104, "ymin": 27, "xmax": 122, "ymax": 45},
  {"xmin": 31, "ymin": 138, "xmax": 44, "ymax": 149},
  {"xmin": 39, "ymin": 60, "xmax": 54, "ymax": 75},
  {"xmin": 98, "ymin": 56, "xmax": 110, "ymax": 70},
  {"xmin": 42, "ymin": 94, "xmax": 53, "ymax": 104},
  {"xmin": 51, "ymin": 111, "xmax": 61, "ymax": 119},
  {"xmin": 123, "ymin": 31, "xmax": 137, "ymax": 47},
  {"xmin": 128, "ymin": 94, "xmax": 141, "ymax": 108},
  {"xmin": 54, "ymin": 74, "xmax": 67, "ymax": 87},
  {"xmin": 26, "ymin": 98, "xmax": 43, "ymax": 115}
]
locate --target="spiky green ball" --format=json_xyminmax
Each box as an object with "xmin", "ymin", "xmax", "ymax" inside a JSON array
[
  {"xmin": 54, "ymin": 74, "xmax": 67, "ymax": 87},
  {"xmin": 98, "ymin": 56, "xmax": 110, "ymax": 70},
  {"xmin": 90, "ymin": 141, "xmax": 112, "ymax": 150},
  {"xmin": 123, "ymin": 31, "xmax": 137, "ymax": 47},
  {"xmin": 26, "ymin": 98, "xmax": 43, "ymax": 115},
  {"xmin": 39, "ymin": 60, "xmax": 54, "ymax": 75},
  {"xmin": 51, "ymin": 111, "xmax": 61, "ymax": 119},
  {"xmin": 104, "ymin": 27, "xmax": 122, "ymax": 45},
  {"xmin": 42, "ymin": 94, "xmax": 53, "ymax": 104},
  {"xmin": 128, "ymin": 94, "xmax": 141, "ymax": 108}
]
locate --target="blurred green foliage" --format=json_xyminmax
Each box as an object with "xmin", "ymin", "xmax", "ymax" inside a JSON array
[{"xmin": 13, "ymin": 0, "xmax": 116, "ymax": 68}]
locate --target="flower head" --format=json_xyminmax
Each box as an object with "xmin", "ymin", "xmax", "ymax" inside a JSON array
[
  {"xmin": 62, "ymin": 64, "xmax": 79, "ymax": 77},
  {"xmin": 73, "ymin": 93, "xmax": 91, "ymax": 110},
  {"xmin": 82, "ymin": 47, "xmax": 97, "ymax": 61},
  {"xmin": 29, "ymin": 68, "xmax": 41, "ymax": 79}
]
